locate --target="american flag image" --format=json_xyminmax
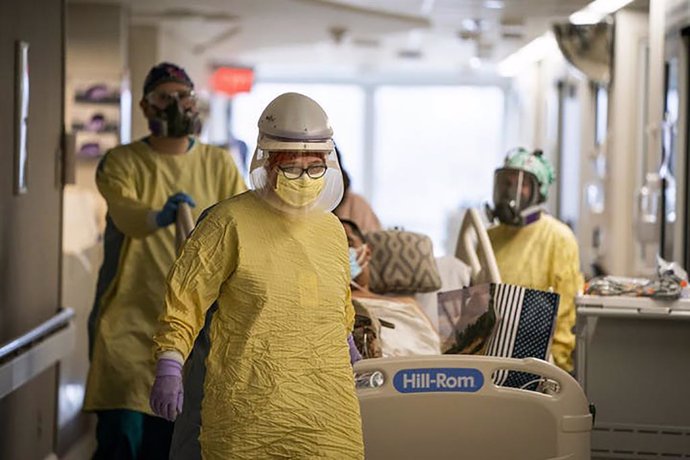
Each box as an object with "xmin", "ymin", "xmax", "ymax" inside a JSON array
[{"xmin": 486, "ymin": 283, "xmax": 560, "ymax": 388}]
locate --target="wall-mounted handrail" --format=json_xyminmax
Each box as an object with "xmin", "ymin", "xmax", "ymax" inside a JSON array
[{"xmin": 0, "ymin": 308, "xmax": 75, "ymax": 363}]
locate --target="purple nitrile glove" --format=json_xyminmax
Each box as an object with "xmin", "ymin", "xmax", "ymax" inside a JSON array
[
  {"xmin": 149, "ymin": 358, "xmax": 183, "ymax": 421},
  {"xmin": 347, "ymin": 334, "xmax": 362, "ymax": 365}
]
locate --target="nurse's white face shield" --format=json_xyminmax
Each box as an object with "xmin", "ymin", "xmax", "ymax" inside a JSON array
[
  {"xmin": 248, "ymin": 92, "xmax": 344, "ymax": 214},
  {"xmin": 250, "ymin": 138, "xmax": 344, "ymax": 214},
  {"xmin": 488, "ymin": 168, "xmax": 543, "ymax": 226}
]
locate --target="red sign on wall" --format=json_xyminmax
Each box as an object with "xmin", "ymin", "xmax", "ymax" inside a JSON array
[{"xmin": 210, "ymin": 67, "xmax": 254, "ymax": 96}]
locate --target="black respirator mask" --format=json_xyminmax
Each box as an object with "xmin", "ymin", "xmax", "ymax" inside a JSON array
[
  {"xmin": 148, "ymin": 99, "xmax": 201, "ymax": 138},
  {"xmin": 486, "ymin": 168, "xmax": 543, "ymax": 226},
  {"xmin": 485, "ymin": 201, "xmax": 543, "ymax": 226}
]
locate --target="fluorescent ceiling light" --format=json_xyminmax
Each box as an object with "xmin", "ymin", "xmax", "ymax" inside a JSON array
[
  {"xmin": 569, "ymin": 0, "xmax": 634, "ymax": 25},
  {"xmin": 484, "ymin": 1, "xmax": 504, "ymax": 9},
  {"xmin": 497, "ymin": 32, "xmax": 558, "ymax": 77},
  {"xmin": 462, "ymin": 18, "xmax": 479, "ymax": 33},
  {"xmin": 420, "ymin": 0, "xmax": 436, "ymax": 15},
  {"xmin": 569, "ymin": 10, "xmax": 603, "ymax": 25}
]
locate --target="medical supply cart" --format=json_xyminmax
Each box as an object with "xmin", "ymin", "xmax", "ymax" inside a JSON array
[{"xmin": 576, "ymin": 295, "xmax": 690, "ymax": 458}]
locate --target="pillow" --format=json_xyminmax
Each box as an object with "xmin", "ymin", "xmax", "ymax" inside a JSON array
[
  {"xmin": 366, "ymin": 230, "xmax": 442, "ymax": 294},
  {"xmin": 415, "ymin": 256, "xmax": 472, "ymax": 331}
]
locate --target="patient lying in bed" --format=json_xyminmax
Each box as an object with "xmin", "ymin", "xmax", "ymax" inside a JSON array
[{"xmin": 341, "ymin": 219, "xmax": 440, "ymax": 358}]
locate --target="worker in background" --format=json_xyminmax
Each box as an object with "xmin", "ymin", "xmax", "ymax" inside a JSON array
[
  {"xmin": 83, "ymin": 62, "xmax": 246, "ymax": 460},
  {"xmin": 149, "ymin": 92, "xmax": 364, "ymax": 459},
  {"xmin": 486, "ymin": 148, "xmax": 584, "ymax": 372}
]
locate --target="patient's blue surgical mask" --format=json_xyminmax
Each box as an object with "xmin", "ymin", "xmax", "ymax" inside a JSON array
[{"xmin": 349, "ymin": 247, "xmax": 363, "ymax": 279}]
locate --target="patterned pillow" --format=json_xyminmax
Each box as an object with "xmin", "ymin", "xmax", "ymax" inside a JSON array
[{"xmin": 366, "ymin": 230, "xmax": 442, "ymax": 294}]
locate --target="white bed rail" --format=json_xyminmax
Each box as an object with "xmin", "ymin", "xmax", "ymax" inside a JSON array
[{"xmin": 355, "ymin": 355, "xmax": 591, "ymax": 460}]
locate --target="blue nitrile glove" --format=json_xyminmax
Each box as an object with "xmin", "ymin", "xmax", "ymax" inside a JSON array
[{"xmin": 156, "ymin": 192, "xmax": 196, "ymax": 227}]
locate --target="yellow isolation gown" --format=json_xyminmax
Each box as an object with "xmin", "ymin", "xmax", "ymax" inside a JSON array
[
  {"xmin": 154, "ymin": 191, "xmax": 364, "ymax": 459},
  {"xmin": 84, "ymin": 139, "xmax": 246, "ymax": 414},
  {"xmin": 488, "ymin": 214, "xmax": 584, "ymax": 372}
]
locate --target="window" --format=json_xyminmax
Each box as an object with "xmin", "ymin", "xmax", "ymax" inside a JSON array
[
  {"xmin": 559, "ymin": 84, "xmax": 581, "ymax": 230},
  {"xmin": 230, "ymin": 82, "xmax": 506, "ymax": 256},
  {"xmin": 372, "ymin": 86, "xmax": 505, "ymax": 254},
  {"xmin": 594, "ymin": 85, "xmax": 608, "ymax": 146}
]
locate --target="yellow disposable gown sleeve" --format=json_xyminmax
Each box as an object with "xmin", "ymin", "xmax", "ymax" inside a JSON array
[
  {"xmin": 96, "ymin": 152, "xmax": 157, "ymax": 238},
  {"xmin": 338, "ymin": 225, "xmax": 355, "ymax": 333},
  {"xmin": 550, "ymin": 236, "xmax": 584, "ymax": 372},
  {"xmin": 154, "ymin": 214, "xmax": 239, "ymax": 360},
  {"xmin": 344, "ymin": 287, "xmax": 355, "ymax": 333}
]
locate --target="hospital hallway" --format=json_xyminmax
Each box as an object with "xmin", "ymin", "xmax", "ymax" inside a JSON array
[{"xmin": 3, "ymin": 0, "xmax": 690, "ymax": 459}]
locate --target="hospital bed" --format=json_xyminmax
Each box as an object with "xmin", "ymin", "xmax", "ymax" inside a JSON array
[
  {"xmin": 356, "ymin": 210, "xmax": 591, "ymax": 458},
  {"xmin": 454, "ymin": 207, "xmax": 501, "ymax": 285},
  {"xmin": 355, "ymin": 355, "xmax": 592, "ymax": 460}
]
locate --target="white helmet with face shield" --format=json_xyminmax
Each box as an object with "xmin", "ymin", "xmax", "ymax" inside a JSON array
[{"xmin": 250, "ymin": 92, "xmax": 344, "ymax": 214}]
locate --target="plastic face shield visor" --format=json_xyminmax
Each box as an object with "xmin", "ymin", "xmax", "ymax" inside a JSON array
[
  {"xmin": 251, "ymin": 139, "xmax": 339, "ymax": 175},
  {"xmin": 493, "ymin": 168, "xmax": 540, "ymax": 211},
  {"xmin": 145, "ymin": 89, "xmax": 197, "ymax": 110},
  {"xmin": 249, "ymin": 144, "xmax": 344, "ymax": 213}
]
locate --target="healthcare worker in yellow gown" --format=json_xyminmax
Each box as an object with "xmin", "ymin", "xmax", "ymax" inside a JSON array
[
  {"xmin": 83, "ymin": 62, "xmax": 246, "ymax": 460},
  {"xmin": 149, "ymin": 92, "xmax": 364, "ymax": 459},
  {"xmin": 486, "ymin": 148, "xmax": 584, "ymax": 372}
]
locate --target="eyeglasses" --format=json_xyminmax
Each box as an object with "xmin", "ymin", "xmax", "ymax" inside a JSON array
[
  {"xmin": 146, "ymin": 90, "xmax": 197, "ymax": 108},
  {"xmin": 278, "ymin": 163, "xmax": 328, "ymax": 180}
]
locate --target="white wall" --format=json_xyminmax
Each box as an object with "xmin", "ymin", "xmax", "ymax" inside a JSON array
[
  {"xmin": 604, "ymin": 10, "xmax": 650, "ymax": 276},
  {"xmin": 157, "ymin": 25, "xmax": 211, "ymax": 93},
  {"xmin": 66, "ymin": 2, "xmax": 129, "ymax": 196},
  {"xmin": 502, "ymin": 44, "xmax": 570, "ymax": 216},
  {"xmin": 129, "ymin": 24, "xmax": 159, "ymax": 140},
  {"xmin": 575, "ymin": 78, "xmax": 599, "ymax": 276},
  {"xmin": 664, "ymin": 0, "xmax": 690, "ymax": 33},
  {"xmin": 62, "ymin": 4, "xmax": 130, "ymax": 450},
  {"xmin": 502, "ymin": 9, "xmax": 653, "ymax": 277}
]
